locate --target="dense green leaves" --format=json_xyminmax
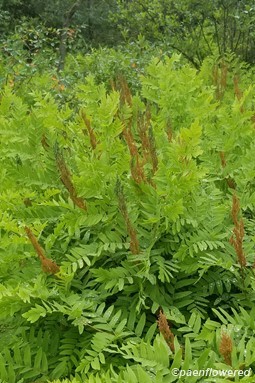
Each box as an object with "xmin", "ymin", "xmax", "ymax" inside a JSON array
[
  {"xmin": 113, "ymin": 0, "xmax": 255, "ymax": 66},
  {"xmin": 1, "ymin": 50, "xmax": 255, "ymax": 382}
]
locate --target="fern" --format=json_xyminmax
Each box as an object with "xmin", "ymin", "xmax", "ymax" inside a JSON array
[{"xmin": 1, "ymin": 50, "xmax": 255, "ymax": 382}]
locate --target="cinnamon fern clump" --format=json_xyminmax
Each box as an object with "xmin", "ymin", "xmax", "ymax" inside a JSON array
[{"xmin": 1, "ymin": 53, "xmax": 255, "ymax": 383}]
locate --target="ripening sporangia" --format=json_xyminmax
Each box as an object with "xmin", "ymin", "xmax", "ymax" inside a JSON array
[
  {"xmin": 219, "ymin": 332, "xmax": 233, "ymax": 366},
  {"xmin": 233, "ymin": 75, "xmax": 244, "ymax": 112},
  {"xmin": 121, "ymin": 108, "xmax": 148, "ymax": 185},
  {"xmin": 55, "ymin": 143, "xmax": 87, "ymax": 211},
  {"xmin": 219, "ymin": 151, "xmax": 236, "ymax": 189},
  {"xmin": 166, "ymin": 119, "xmax": 173, "ymax": 142},
  {"xmin": 157, "ymin": 310, "xmax": 175, "ymax": 352},
  {"xmin": 117, "ymin": 75, "xmax": 132, "ymax": 107},
  {"xmin": 121, "ymin": 104, "xmax": 158, "ymax": 186},
  {"xmin": 230, "ymin": 193, "xmax": 246, "ymax": 268},
  {"xmin": 148, "ymin": 125, "xmax": 158, "ymax": 174},
  {"xmin": 137, "ymin": 108, "xmax": 151, "ymax": 162},
  {"xmin": 24, "ymin": 226, "xmax": 60, "ymax": 274},
  {"xmin": 41, "ymin": 133, "xmax": 50, "ymax": 151},
  {"xmin": 212, "ymin": 61, "xmax": 228, "ymax": 100},
  {"xmin": 115, "ymin": 178, "xmax": 140, "ymax": 255},
  {"xmin": 219, "ymin": 151, "xmax": 227, "ymax": 168},
  {"xmin": 81, "ymin": 110, "xmax": 97, "ymax": 150}
]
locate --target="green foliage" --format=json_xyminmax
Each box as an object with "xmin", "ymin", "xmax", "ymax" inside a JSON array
[
  {"xmin": 1, "ymin": 51, "xmax": 255, "ymax": 382},
  {"xmin": 2, "ymin": 0, "xmax": 255, "ymax": 70},
  {"xmin": 113, "ymin": 0, "xmax": 255, "ymax": 67},
  {"xmin": 63, "ymin": 41, "xmax": 165, "ymax": 91},
  {"xmin": 0, "ymin": 0, "xmax": 119, "ymax": 46}
]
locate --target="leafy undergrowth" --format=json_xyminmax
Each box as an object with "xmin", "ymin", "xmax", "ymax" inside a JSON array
[{"xmin": 1, "ymin": 52, "xmax": 255, "ymax": 382}]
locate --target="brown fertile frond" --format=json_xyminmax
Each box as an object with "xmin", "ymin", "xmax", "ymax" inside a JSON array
[
  {"xmin": 145, "ymin": 105, "xmax": 151, "ymax": 125},
  {"xmin": 136, "ymin": 106, "xmax": 153, "ymax": 173},
  {"xmin": 157, "ymin": 310, "xmax": 175, "ymax": 352},
  {"xmin": 226, "ymin": 177, "xmax": 236, "ymax": 189},
  {"xmin": 115, "ymin": 179, "xmax": 140, "ymax": 254},
  {"xmin": 25, "ymin": 226, "xmax": 60, "ymax": 274},
  {"xmin": 55, "ymin": 150, "xmax": 87, "ymax": 211},
  {"xmin": 25, "ymin": 226, "xmax": 46, "ymax": 260},
  {"xmin": 41, "ymin": 134, "xmax": 50, "ymax": 151},
  {"xmin": 231, "ymin": 193, "xmax": 240, "ymax": 226},
  {"xmin": 219, "ymin": 152, "xmax": 236, "ymax": 189},
  {"xmin": 220, "ymin": 62, "xmax": 228, "ymax": 91},
  {"xmin": 122, "ymin": 109, "xmax": 155, "ymax": 186},
  {"xmin": 166, "ymin": 120, "xmax": 173, "ymax": 142},
  {"xmin": 233, "ymin": 75, "xmax": 244, "ymax": 113},
  {"xmin": 23, "ymin": 198, "xmax": 33, "ymax": 207},
  {"xmin": 130, "ymin": 156, "xmax": 146, "ymax": 184},
  {"xmin": 233, "ymin": 75, "xmax": 243, "ymax": 101},
  {"xmin": 110, "ymin": 79, "xmax": 117, "ymax": 92},
  {"xmin": 219, "ymin": 332, "xmax": 233, "ymax": 366},
  {"xmin": 212, "ymin": 64, "xmax": 219, "ymax": 99},
  {"xmin": 122, "ymin": 127, "xmax": 138, "ymax": 157},
  {"xmin": 126, "ymin": 218, "xmax": 140, "ymax": 255},
  {"xmin": 122, "ymin": 122, "xmax": 147, "ymax": 185},
  {"xmin": 219, "ymin": 151, "xmax": 226, "ymax": 168},
  {"xmin": 115, "ymin": 179, "xmax": 128, "ymax": 219},
  {"xmin": 230, "ymin": 194, "xmax": 246, "ymax": 268},
  {"xmin": 148, "ymin": 125, "xmax": 158, "ymax": 174},
  {"xmin": 212, "ymin": 61, "xmax": 228, "ymax": 100},
  {"xmin": 232, "ymin": 221, "xmax": 246, "ymax": 268},
  {"xmin": 81, "ymin": 110, "xmax": 97, "ymax": 150},
  {"xmin": 137, "ymin": 112, "xmax": 150, "ymax": 161},
  {"xmin": 41, "ymin": 257, "xmax": 60, "ymax": 274},
  {"xmin": 117, "ymin": 76, "xmax": 132, "ymax": 107}
]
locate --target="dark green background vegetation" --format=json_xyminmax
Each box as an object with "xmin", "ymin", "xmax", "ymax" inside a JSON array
[{"xmin": 1, "ymin": 0, "xmax": 255, "ymax": 69}]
